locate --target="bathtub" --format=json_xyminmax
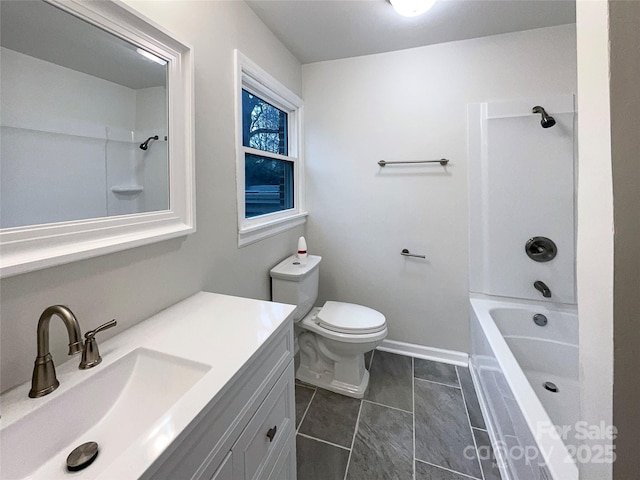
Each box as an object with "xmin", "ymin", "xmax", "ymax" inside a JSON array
[{"xmin": 469, "ymin": 294, "xmax": 579, "ymax": 480}]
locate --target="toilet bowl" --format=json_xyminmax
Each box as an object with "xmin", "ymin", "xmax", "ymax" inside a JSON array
[
  {"xmin": 296, "ymin": 303, "xmax": 387, "ymax": 397},
  {"xmin": 270, "ymin": 255, "xmax": 387, "ymax": 398}
]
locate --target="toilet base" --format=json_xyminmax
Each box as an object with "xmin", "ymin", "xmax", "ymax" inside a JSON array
[{"xmin": 296, "ymin": 363, "xmax": 370, "ymax": 399}]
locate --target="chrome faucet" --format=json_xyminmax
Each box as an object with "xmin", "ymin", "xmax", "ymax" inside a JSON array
[
  {"xmin": 29, "ymin": 305, "xmax": 83, "ymax": 398},
  {"xmin": 534, "ymin": 280, "xmax": 552, "ymax": 298}
]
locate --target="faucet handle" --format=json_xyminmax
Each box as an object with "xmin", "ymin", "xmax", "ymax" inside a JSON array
[
  {"xmin": 79, "ymin": 319, "xmax": 117, "ymax": 370},
  {"xmin": 84, "ymin": 319, "xmax": 117, "ymax": 339}
]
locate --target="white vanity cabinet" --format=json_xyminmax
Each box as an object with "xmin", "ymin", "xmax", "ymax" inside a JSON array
[
  {"xmin": 141, "ymin": 319, "xmax": 297, "ymax": 480},
  {"xmin": 0, "ymin": 292, "xmax": 296, "ymax": 480}
]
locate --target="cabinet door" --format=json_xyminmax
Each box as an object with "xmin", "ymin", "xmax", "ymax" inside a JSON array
[
  {"xmin": 267, "ymin": 431, "xmax": 296, "ymax": 480},
  {"xmin": 210, "ymin": 452, "xmax": 233, "ymax": 480},
  {"xmin": 233, "ymin": 363, "xmax": 295, "ymax": 480}
]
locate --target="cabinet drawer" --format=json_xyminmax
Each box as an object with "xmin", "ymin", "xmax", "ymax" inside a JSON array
[
  {"xmin": 233, "ymin": 362, "xmax": 295, "ymax": 480},
  {"xmin": 210, "ymin": 452, "xmax": 233, "ymax": 480}
]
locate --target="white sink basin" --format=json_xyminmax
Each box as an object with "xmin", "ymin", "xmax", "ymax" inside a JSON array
[{"xmin": 0, "ymin": 348, "xmax": 210, "ymax": 479}]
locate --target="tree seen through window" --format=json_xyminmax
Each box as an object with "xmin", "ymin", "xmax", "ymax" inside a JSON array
[
  {"xmin": 242, "ymin": 90, "xmax": 287, "ymax": 155},
  {"xmin": 242, "ymin": 90, "xmax": 293, "ymax": 217}
]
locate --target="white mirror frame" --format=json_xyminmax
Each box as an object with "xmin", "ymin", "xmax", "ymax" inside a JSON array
[{"xmin": 0, "ymin": 0, "xmax": 195, "ymax": 278}]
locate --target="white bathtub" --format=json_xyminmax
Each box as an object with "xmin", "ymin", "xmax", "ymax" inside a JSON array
[{"xmin": 469, "ymin": 294, "xmax": 579, "ymax": 480}]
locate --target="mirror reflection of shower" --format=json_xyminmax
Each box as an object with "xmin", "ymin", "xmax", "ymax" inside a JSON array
[
  {"xmin": 531, "ymin": 105, "xmax": 556, "ymax": 128},
  {"xmin": 0, "ymin": 0, "xmax": 169, "ymax": 228}
]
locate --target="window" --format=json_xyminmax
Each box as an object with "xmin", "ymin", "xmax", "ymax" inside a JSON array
[
  {"xmin": 235, "ymin": 51, "xmax": 306, "ymax": 246},
  {"xmin": 242, "ymin": 90, "xmax": 292, "ymax": 218}
]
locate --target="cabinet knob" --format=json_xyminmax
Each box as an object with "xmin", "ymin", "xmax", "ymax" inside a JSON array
[{"xmin": 266, "ymin": 425, "xmax": 277, "ymax": 442}]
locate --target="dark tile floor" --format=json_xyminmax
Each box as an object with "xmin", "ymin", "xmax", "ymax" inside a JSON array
[{"xmin": 295, "ymin": 350, "xmax": 502, "ymax": 480}]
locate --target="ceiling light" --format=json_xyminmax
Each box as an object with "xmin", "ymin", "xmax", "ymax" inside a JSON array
[
  {"xmin": 390, "ymin": 0, "xmax": 437, "ymax": 17},
  {"xmin": 136, "ymin": 48, "xmax": 167, "ymax": 65}
]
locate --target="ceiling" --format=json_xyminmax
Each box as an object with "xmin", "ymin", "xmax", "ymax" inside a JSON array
[
  {"xmin": 246, "ymin": 0, "xmax": 576, "ymax": 64},
  {"xmin": 0, "ymin": 0, "xmax": 166, "ymax": 90}
]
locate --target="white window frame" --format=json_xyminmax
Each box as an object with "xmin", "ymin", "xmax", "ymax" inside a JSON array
[{"xmin": 234, "ymin": 50, "xmax": 306, "ymax": 247}]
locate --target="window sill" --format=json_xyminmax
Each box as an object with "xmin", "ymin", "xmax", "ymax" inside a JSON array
[{"xmin": 238, "ymin": 211, "xmax": 307, "ymax": 247}]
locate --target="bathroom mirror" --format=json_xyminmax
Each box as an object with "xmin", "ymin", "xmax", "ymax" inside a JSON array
[{"xmin": 0, "ymin": 0, "xmax": 194, "ymax": 277}]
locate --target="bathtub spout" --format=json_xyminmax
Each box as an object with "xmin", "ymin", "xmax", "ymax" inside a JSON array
[{"xmin": 534, "ymin": 281, "xmax": 552, "ymax": 298}]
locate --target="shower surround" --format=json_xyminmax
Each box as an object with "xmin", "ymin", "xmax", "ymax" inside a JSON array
[{"xmin": 467, "ymin": 94, "xmax": 579, "ymax": 480}]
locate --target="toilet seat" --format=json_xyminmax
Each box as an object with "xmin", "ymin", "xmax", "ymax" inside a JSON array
[{"xmin": 315, "ymin": 301, "xmax": 386, "ymax": 335}]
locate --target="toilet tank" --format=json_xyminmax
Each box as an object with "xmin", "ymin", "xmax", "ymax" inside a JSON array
[{"xmin": 270, "ymin": 255, "xmax": 321, "ymax": 321}]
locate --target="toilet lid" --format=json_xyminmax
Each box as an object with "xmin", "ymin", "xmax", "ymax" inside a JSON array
[{"xmin": 316, "ymin": 301, "xmax": 386, "ymax": 334}]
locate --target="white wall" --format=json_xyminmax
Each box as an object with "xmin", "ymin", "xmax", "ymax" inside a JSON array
[
  {"xmin": 576, "ymin": 1, "xmax": 640, "ymax": 477},
  {"xmin": 576, "ymin": 2, "xmax": 614, "ymax": 479},
  {"xmin": 577, "ymin": 1, "xmax": 640, "ymax": 478},
  {"xmin": 302, "ymin": 25, "xmax": 576, "ymax": 353},
  {"xmin": 0, "ymin": 0, "xmax": 303, "ymax": 393}
]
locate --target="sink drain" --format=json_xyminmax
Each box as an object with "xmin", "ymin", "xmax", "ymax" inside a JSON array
[
  {"xmin": 67, "ymin": 441, "xmax": 99, "ymax": 472},
  {"xmin": 543, "ymin": 381, "xmax": 559, "ymax": 393}
]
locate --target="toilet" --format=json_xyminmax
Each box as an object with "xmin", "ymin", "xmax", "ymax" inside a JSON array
[{"xmin": 270, "ymin": 254, "xmax": 387, "ymax": 398}]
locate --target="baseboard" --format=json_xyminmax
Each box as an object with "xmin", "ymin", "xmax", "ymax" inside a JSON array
[{"xmin": 376, "ymin": 339, "xmax": 469, "ymax": 366}]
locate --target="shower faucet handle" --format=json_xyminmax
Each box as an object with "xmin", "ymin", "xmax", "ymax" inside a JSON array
[
  {"xmin": 79, "ymin": 319, "xmax": 117, "ymax": 369},
  {"xmin": 525, "ymin": 237, "xmax": 557, "ymax": 262}
]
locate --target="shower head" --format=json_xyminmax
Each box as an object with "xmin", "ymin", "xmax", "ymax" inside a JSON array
[
  {"xmin": 139, "ymin": 135, "xmax": 159, "ymax": 150},
  {"xmin": 532, "ymin": 106, "xmax": 556, "ymax": 129}
]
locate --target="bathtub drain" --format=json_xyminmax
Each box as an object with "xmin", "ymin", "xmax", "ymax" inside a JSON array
[
  {"xmin": 543, "ymin": 381, "xmax": 559, "ymax": 393},
  {"xmin": 533, "ymin": 314, "xmax": 548, "ymax": 326}
]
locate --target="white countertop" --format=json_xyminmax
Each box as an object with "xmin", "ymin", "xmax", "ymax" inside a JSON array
[{"xmin": 0, "ymin": 292, "xmax": 295, "ymax": 479}]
